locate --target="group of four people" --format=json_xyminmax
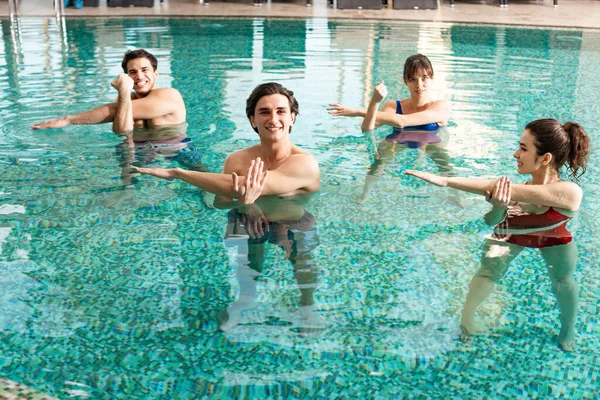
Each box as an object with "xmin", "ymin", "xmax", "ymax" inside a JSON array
[{"xmin": 32, "ymin": 50, "xmax": 590, "ymax": 351}]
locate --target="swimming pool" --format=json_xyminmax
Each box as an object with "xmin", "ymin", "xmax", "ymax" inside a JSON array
[{"xmin": 1, "ymin": 17, "xmax": 599, "ymax": 398}]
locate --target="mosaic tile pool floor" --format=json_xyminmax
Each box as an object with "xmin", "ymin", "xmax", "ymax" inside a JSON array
[{"xmin": 0, "ymin": 17, "xmax": 599, "ymax": 398}]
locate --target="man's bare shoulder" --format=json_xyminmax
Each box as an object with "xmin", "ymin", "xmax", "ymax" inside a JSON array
[
  {"xmin": 289, "ymin": 149, "xmax": 317, "ymax": 164},
  {"xmin": 147, "ymin": 88, "xmax": 183, "ymax": 101},
  {"xmin": 279, "ymin": 150, "xmax": 320, "ymax": 193},
  {"xmin": 223, "ymin": 146, "xmax": 261, "ymax": 173},
  {"xmin": 291, "ymin": 146, "xmax": 317, "ymax": 161},
  {"xmin": 283, "ymin": 149, "xmax": 320, "ymax": 175}
]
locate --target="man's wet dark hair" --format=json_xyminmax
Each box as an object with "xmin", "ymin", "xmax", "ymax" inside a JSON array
[
  {"xmin": 246, "ymin": 82, "xmax": 299, "ymax": 134},
  {"xmin": 121, "ymin": 49, "xmax": 158, "ymax": 73}
]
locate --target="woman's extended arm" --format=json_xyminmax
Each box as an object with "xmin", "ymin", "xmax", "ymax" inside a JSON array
[
  {"xmin": 330, "ymin": 99, "xmax": 449, "ymax": 131},
  {"xmin": 371, "ymin": 100, "xmax": 449, "ymax": 129},
  {"xmin": 404, "ymin": 170, "xmax": 583, "ymax": 211}
]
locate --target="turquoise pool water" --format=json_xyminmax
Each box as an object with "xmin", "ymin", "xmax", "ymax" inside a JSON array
[{"xmin": 1, "ymin": 17, "xmax": 599, "ymax": 398}]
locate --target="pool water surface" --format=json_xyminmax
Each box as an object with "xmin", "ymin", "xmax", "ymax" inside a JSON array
[{"xmin": 0, "ymin": 17, "xmax": 599, "ymax": 398}]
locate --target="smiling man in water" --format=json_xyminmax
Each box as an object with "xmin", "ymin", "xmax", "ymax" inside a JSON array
[
  {"xmin": 31, "ymin": 49, "xmax": 185, "ymax": 133},
  {"xmin": 133, "ymin": 81, "xmax": 320, "ymax": 205},
  {"xmin": 134, "ymin": 82, "xmax": 322, "ymax": 333}
]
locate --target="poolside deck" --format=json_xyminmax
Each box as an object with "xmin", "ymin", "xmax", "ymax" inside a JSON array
[{"xmin": 1, "ymin": 0, "xmax": 600, "ymax": 30}]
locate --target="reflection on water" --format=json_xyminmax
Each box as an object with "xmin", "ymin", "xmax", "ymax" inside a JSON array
[
  {"xmin": 0, "ymin": 17, "xmax": 599, "ymax": 399},
  {"xmin": 360, "ymin": 127, "xmax": 460, "ymax": 204},
  {"xmin": 220, "ymin": 195, "xmax": 323, "ymax": 339},
  {"xmin": 108, "ymin": 123, "xmax": 206, "ymax": 207}
]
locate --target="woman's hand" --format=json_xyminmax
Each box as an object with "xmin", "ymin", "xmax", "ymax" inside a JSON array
[
  {"xmin": 327, "ymin": 103, "xmax": 362, "ymax": 117},
  {"xmin": 404, "ymin": 170, "xmax": 448, "ymax": 187},
  {"xmin": 232, "ymin": 158, "xmax": 268, "ymax": 205},
  {"xmin": 370, "ymin": 81, "xmax": 388, "ymax": 104},
  {"xmin": 485, "ymin": 177, "xmax": 511, "ymax": 209}
]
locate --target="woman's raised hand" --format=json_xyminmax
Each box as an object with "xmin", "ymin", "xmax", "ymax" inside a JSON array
[
  {"xmin": 485, "ymin": 176, "xmax": 511, "ymax": 208},
  {"xmin": 371, "ymin": 81, "xmax": 388, "ymax": 104}
]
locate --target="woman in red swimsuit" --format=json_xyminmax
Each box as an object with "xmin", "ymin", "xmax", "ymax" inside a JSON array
[{"xmin": 405, "ymin": 118, "xmax": 589, "ymax": 351}]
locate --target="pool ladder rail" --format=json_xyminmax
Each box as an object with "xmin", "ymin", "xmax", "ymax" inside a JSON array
[
  {"xmin": 7, "ymin": 0, "xmax": 67, "ymax": 18},
  {"xmin": 8, "ymin": 0, "xmax": 20, "ymax": 18},
  {"xmin": 54, "ymin": 0, "xmax": 67, "ymax": 17}
]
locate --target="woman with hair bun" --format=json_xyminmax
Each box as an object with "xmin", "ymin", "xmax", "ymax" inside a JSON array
[{"xmin": 406, "ymin": 119, "xmax": 590, "ymax": 351}]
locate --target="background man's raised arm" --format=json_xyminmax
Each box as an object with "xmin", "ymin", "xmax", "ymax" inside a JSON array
[
  {"xmin": 32, "ymin": 84, "xmax": 182, "ymax": 130},
  {"xmin": 111, "ymin": 74, "xmax": 134, "ymax": 134}
]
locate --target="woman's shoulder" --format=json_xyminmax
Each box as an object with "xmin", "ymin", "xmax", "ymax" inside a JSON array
[
  {"xmin": 427, "ymin": 98, "xmax": 450, "ymax": 109},
  {"xmin": 402, "ymin": 98, "xmax": 449, "ymax": 110},
  {"xmin": 551, "ymin": 180, "xmax": 582, "ymax": 193},
  {"xmin": 381, "ymin": 99, "xmax": 398, "ymax": 112},
  {"xmin": 547, "ymin": 181, "xmax": 583, "ymax": 212}
]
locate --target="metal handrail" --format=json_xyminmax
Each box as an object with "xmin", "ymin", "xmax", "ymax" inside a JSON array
[
  {"xmin": 55, "ymin": 0, "xmax": 66, "ymax": 17},
  {"xmin": 9, "ymin": 0, "xmax": 20, "ymax": 18}
]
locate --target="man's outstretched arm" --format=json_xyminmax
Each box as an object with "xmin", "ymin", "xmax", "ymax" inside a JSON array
[
  {"xmin": 31, "ymin": 104, "xmax": 116, "ymax": 130},
  {"xmin": 134, "ymin": 154, "xmax": 319, "ymax": 201},
  {"xmin": 175, "ymin": 154, "xmax": 319, "ymax": 198},
  {"xmin": 133, "ymin": 158, "xmax": 268, "ymax": 202},
  {"xmin": 32, "ymin": 80, "xmax": 184, "ymax": 130}
]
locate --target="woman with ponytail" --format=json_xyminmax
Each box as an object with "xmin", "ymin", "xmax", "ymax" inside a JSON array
[{"xmin": 405, "ymin": 118, "xmax": 590, "ymax": 351}]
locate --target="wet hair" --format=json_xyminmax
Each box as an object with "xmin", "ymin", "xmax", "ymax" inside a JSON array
[
  {"xmin": 526, "ymin": 118, "xmax": 590, "ymax": 180},
  {"xmin": 403, "ymin": 54, "xmax": 434, "ymax": 82},
  {"xmin": 121, "ymin": 49, "xmax": 158, "ymax": 73},
  {"xmin": 245, "ymin": 82, "xmax": 299, "ymax": 134}
]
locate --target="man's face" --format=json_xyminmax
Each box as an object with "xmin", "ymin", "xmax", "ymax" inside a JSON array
[
  {"xmin": 250, "ymin": 94, "xmax": 295, "ymax": 139},
  {"xmin": 126, "ymin": 57, "xmax": 158, "ymax": 95}
]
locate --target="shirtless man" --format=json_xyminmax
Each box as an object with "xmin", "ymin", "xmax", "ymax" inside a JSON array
[
  {"xmin": 31, "ymin": 49, "xmax": 185, "ymax": 133},
  {"xmin": 133, "ymin": 81, "xmax": 319, "ymax": 206},
  {"xmin": 135, "ymin": 82, "xmax": 322, "ymax": 333}
]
